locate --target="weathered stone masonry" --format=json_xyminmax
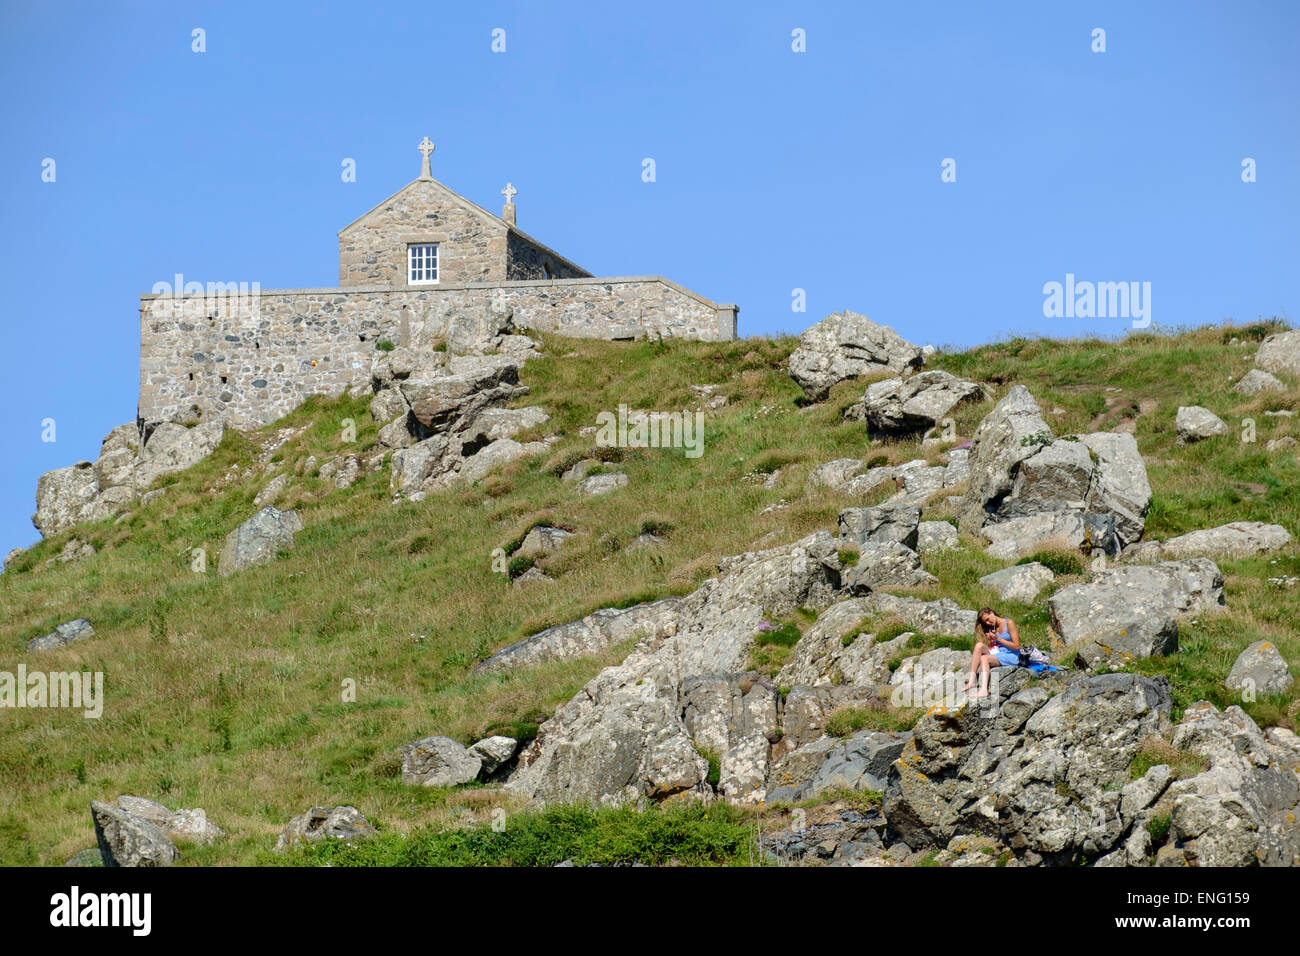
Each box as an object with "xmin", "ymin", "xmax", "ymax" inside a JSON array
[
  {"xmin": 138, "ymin": 138, "xmax": 738, "ymax": 429},
  {"xmin": 139, "ymin": 277, "xmax": 739, "ymax": 428}
]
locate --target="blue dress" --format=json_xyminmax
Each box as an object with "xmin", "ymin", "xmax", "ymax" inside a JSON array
[{"xmin": 991, "ymin": 622, "xmax": 1019, "ymax": 667}]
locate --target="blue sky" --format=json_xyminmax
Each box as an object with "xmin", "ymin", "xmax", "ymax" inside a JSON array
[{"xmin": 1, "ymin": 0, "xmax": 1297, "ymax": 556}]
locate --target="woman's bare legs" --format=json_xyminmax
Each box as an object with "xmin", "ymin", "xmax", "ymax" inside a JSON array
[{"xmin": 965, "ymin": 643, "xmax": 990, "ymax": 691}]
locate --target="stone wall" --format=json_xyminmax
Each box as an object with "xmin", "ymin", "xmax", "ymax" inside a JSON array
[{"xmin": 139, "ymin": 278, "xmax": 739, "ymax": 428}]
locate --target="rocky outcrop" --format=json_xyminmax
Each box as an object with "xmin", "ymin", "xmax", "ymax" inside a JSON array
[
  {"xmin": 885, "ymin": 673, "xmax": 1171, "ymax": 860},
  {"xmin": 90, "ymin": 800, "xmax": 180, "ymax": 867},
  {"xmin": 776, "ymin": 598, "xmax": 910, "ymax": 687},
  {"xmin": 838, "ymin": 506, "xmax": 920, "ymax": 550},
  {"xmin": 843, "ymin": 542, "xmax": 937, "ymax": 591},
  {"xmin": 957, "ymin": 386, "xmax": 1053, "ymax": 533},
  {"xmin": 956, "ymin": 387, "xmax": 1152, "ymax": 554},
  {"xmin": 1147, "ymin": 702, "xmax": 1300, "ymax": 866},
  {"xmin": 32, "ymin": 421, "xmax": 225, "ymax": 536},
  {"xmin": 274, "ymin": 806, "xmax": 377, "ymax": 852},
  {"xmin": 1175, "ymin": 406, "xmax": 1229, "ymax": 443},
  {"xmin": 1048, "ymin": 558, "xmax": 1224, "ymax": 666},
  {"xmin": 505, "ymin": 532, "xmax": 845, "ymax": 807},
  {"xmin": 854, "ymin": 371, "xmax": 985, "ymax": 435},
  {"xmin": 788, "ymin": 311, "xmax": 924, "ymax": 402},
  {"xmin": 1158, "ymin": 522, "xmax": 1292, "ymax": 560},
  {"xmin": 218, "ymin": 507, "xmax": 303, "ymax": 576},
  {"xmin": 1255, "ymin": 329, "xmax": 1300, "ymax": 377},
  {"xmin": 27, "ymin": 618, "xmax": 95, "ymax": 652},
  {"xmin": 372, "ymin": 344, "xmax": 553, "ymax": 496},
  {"xmin": 474, "ymin": 598, "xmax": 684, "ymax": 674}
]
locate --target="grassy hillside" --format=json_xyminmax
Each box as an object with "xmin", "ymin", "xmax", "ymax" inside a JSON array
[{"xmin": 2, "ymin": 322, "xmax": 1297, "ymax": 865}]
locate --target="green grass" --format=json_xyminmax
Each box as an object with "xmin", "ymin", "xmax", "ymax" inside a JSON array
[
  {"xmin": 268, "ymin": 802, "xmax": 760, "ymax": 867},
  {"xmin": 2, "ymin": 321, "xmax": 1298, "ymax": 865}
]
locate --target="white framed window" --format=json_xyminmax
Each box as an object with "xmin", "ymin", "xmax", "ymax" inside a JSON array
[{"xmin": 408, "ymin": 243, "xmax": 439, "ymax": 285}]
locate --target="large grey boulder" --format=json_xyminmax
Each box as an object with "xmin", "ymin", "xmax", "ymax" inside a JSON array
[
  {"xmin": 957, "ymin": 386, "xmax": 1053, "ymax": 533},
  {"xmin": 1255, "ymin": 329, "xmax": 1300, "ymax": 377},
  {"xmin": 27, "ymin": 618, "xmax": 95, "ymax": 653},
  {"xmin": 858, "ymin": 371, "xmax": 985, "ymax": 434},
  {"xmin": 115, "ymin": 796, "xmax": 223, "ymax": 845},
  {"xmin": 979, "ymin": 563, "xmax": 1054, "ymax": 604},
  {"xmin": 400, "ymin": 735, "xmax": 482, "ymax": 787},
  {"xmin": 1233, "ymin": 368, "xmax": 1286, "ymax": 395},
  {"xmin": 399, "ymin": 354, "xmax": 524, "ymax": 435},
  {"xmin": 274, "ymin": 806, "xmax": 377, "ymax": 852},
  {"xmin": 796, "ymin": 730, "xmax": 911, "ymax": 799},
  {"xmin": 1048, "ymin": 558, "xmax": 1225, "ymax": 666},
  {"xmin": 453, "ymin": 437, "xmax": 551, "ymax": 486},
  {"xmin": 788, "ymin": 311, "xmax": 924, "ymax": 402},
  {"xmin": 980, "ymin": 512, "xmax": 1085, "ymax": 561},
  {"xmin": 474, "ymin": 599, "xmax": 685, "ymax": 674},
  {"xmin": 917, "ymin": 521, "xmax": 959, "ymax": 553},
  {"xmin": 838, "ymin": 506, "xmax": 920, "ymax": 550},
  {"xmin": 1158, "ymin": 522, "xmax": 1291, "ymax": 560},
  {"xmin": 90, "ymin": 800, "xmax": 179, "ymax": 867},
  {"xmin": 843, "ymin": 542, "xmax": 937, "ymax": 592},
  {"xmin": 862, "ymin": 593, "xmax": 977, "ymax": 635},
  {"xmin": 806, "ymin": 458, "xmax": 866, "ymax": 491},
  {"xmin": 995, "ymin": 440, "xmax": 1093, "ymax": 520},
  {"xmin": 218, "ymin": 507, "xmax": 303, "ymax": 576},
  {"xmin": 131, "ymin": 422, "xmax": 226, "ymax": 491},
  {"xmin": 681, "ymin": 674, "xmax": 781, "ymax": 804},
  {"xmin": 1080, "ymin": 432, "xmax": 1151, "ymax": 548},
  {"xmin": 882, "ymin": 463, "xmax": 948, "ymax": 508},
  {"xmin": 462, "ymin": 405, "xmax": 549, "ymax": 444},
  {"xmin": 1225, "ymin": 640, "xmax": 1293, "ymax": 696},
  {"xmin": 1175, "ymin": 406, "xmax": 1229, "ymax": 443},
  {"xmin": 32, "ymin": 462, "xmax": 98, "ymax": 536}
]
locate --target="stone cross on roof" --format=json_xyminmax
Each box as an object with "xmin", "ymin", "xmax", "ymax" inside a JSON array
[
  {"xmin": 501, "ymin": 182, "xmax": 517, "ymax": 204},
  {"xmin": 417, "ymin": 137, "xmax": 435, "ymax": 180}
]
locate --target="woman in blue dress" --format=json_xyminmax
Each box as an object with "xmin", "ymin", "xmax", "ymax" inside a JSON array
[{"xmin": 964, "ymin": 606, "xmax": 1020, "ymax": 699}]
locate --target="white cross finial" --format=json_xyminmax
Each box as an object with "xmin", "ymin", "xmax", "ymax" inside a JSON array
[
  {"xmin": 417, "ymin": 137, "xmax": 435, "ymax": 179},
  {"xmin": 501, "ymin": 182, "xmax": 517, "ymax": 204}
]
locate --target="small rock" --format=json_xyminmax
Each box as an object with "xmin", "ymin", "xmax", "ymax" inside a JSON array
[
  {"xmin": 575, "ymin": 472, "xmax": 628, "ymax": 496},
  {"xmin": 1225, "ymin": 640, "xmax": 1293, "ymax": 696},
  {"xmin": 517, "ymin": 526, "xmax": 574, "ymax": 559},
  {"xmin": 1175, "ymin": 406, "xmax": 1229, "ymax": 443},
  {"xmin": 979, "ymin": 562, "xmax": 1055, "ymax": 604},
  {"xmin": 28, "ymin": 618, "xmax": 95, "ymax": 653},
  {"xmin": 467, "ymin": 736, "xmax": 518, "ymax": 776},
  {"xmin": 275, "ymin": 806, "xmax": 376, "ymax": 852}
]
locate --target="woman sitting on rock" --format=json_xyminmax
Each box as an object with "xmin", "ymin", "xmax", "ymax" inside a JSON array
[{"xmin": 964, "ymin": 607, "xmax": 1020, "ymax": 699}]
